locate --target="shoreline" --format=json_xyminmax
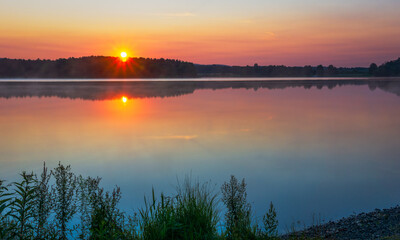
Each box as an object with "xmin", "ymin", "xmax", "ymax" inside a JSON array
[
  {"xmin": 1, "ymin": 76, "xmax": 399, "ymax": 82},
  {"xmin": 283, "ymin": 206, "xmax": 400, "ymax": 239}
]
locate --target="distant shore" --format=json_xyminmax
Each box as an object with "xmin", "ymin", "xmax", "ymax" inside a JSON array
[
  {"xmin": 1, "ymin": 56, "xmax": 399, "ymax": 78},
  {"xmin": 1, "ymin": 76, "xmax": 399, "ymax": 81}
]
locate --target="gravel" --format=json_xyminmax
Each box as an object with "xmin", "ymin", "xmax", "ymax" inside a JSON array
[{"xmin": 282, "ymin": 206, "xmax": 400, "ymax": 239}]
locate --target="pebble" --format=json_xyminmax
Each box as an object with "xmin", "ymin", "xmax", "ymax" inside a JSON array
[{"xmin": 282, "ymin": 206, "xmax": 400, "ymax": 239}]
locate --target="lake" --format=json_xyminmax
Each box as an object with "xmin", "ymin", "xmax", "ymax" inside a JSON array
[{"xmin": 1, "ymin": 78, "xmax": 400, "ymax": 231}]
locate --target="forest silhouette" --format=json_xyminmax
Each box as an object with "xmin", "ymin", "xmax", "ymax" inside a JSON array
[
  {"xmin": 1, "ymin": 56, "xmax": 400, "ymax": 78},
  {"xmin": 0, "ymin": 57, "xmax": 197, "ymax": 78}
]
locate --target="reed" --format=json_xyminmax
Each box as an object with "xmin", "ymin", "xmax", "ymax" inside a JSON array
[
  {"xmin": 174, "ymin": 176, "xmax": 219, "ymax": 239},
  {"xmin": 0, "ymin": 162, "xmax": 281, "ymax": 240}
]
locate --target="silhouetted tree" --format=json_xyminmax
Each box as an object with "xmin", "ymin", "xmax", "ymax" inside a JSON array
[
  {"xmin": 303, "ymin": 65, "xmax": 315, "ymax": 77},
  {"xmin": 375, "ymin": 58, "xmax": 400, "ymax": 76},
  {"xmin": 316, "ymin": 65, "xmax": 324, "ymax": 77},
  {"xmin": 3, "ymin": 56, "xmax": 397, "ymax": 78},
  {"xmin": 326, "ymin": 65, "xmax": 337, "ymax": 76},
  {"xmin": 369, "ymin": 63, "xmax": 378, "ymax": 75},
  {"xmin": 0, "ymin": 57, "xmax": 197, "ymax": 78}
]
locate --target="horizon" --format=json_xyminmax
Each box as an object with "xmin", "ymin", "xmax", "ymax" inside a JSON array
[
  {"xmin": 1, "ymin": 0, "xmax": 400, "ymax": 67},
  {"xmin": 2, "ymin": 55, "xmax": 398, "ymax": 68}
]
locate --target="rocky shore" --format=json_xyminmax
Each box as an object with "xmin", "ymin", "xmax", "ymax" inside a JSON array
[{"xmin": 284, "ymin": 206, "xmax": 400, "ymax": 239}]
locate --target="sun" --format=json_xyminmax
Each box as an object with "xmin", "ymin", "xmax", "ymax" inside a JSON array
[
  {"xmin": 120, "ymin": 52, "xmax": 128, "ymax": 62},
  {"xmin": 121, "ymin": 96, "xmax": 127, "ymax": 103}
]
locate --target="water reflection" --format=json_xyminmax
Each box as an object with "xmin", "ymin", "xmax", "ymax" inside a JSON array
[
  {"xmin": 0, "ymin": 79, "xmax": 400, "ymax": 231},
  {"xmin": 0, "ymin": 79, "xmax": 399, "ymax": 100}
]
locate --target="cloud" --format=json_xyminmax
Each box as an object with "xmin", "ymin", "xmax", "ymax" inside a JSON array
[{"xmin": 148, "ymin": 135, "xmax": 198, "ymax": 140}]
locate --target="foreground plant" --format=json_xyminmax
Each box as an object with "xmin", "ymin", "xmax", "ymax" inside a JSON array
[
  {"xmin": 175, "ymin": 177, "xmax": 219, "ymax": 239},
  {"xmin": 10, "ymin": 172, "xmax": 37, "ymax": 239},
  {"xmin": 139, "ymin": 188, "xmax": 182, "ymax": 240},
  {"xmin": 221, "ymin": 175, "xmax": 252, "ymax": 240},
  {"xmin": 89, "ymin": 185, "xmax": 125, "ymax": 239},
  {"xmin": 75, "ymin": 176, "xmax": 101, "ymax": 239},
  {"xmin": 0, "ymin": 180, "xmax": 13, "ymax": 239},
  {"xmin": 139, "ymin": 177, "xmax": 220, "ymax": 240},
  {"xmin": 263, "ymin": 202, "xmax": 278, "ymax": 239},
  {"xmin": 52, "ymin": 162, "xmax": 77, "ymax": 240},
  {"xmin": 0, "ymin": 163, "xmax": 280, "ymax": 240},
  {"xmin": 33, "ymin": 162, "xmax": 53, "ymax": 239}
]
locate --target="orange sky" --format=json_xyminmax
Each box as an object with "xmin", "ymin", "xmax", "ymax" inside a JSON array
[{"xmin": 1, "ymin": 0, "xmax": 400, "ymax": 66}]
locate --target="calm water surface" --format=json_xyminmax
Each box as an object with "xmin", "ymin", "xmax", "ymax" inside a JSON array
[{"xmin": 1, "ymin": 79, "xmax": 400, "ymax": 231}]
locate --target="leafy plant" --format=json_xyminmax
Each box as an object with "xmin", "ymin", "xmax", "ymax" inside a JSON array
[
  {"xmin": 0, "ymin": 180, "xmax": 12, "ymax": 215},
  {"xmin": 0, "ymin": 179, "xmax": 13, "ymax": 239},
  {"xmin": 0, "ymin": 163, "xmax": 284, "ymax": 240},
  {"xmin": 89, "ymin": 185, "xmax": 125, "ymax": 239},
  {"xmin": 33, "ymin": 162, "xmax": 53, "ymax": 239},
  {"xmin": 263, "ymin": 202, "xmax": 278, "ymax": 238},
  {"xmin": 9, "ymin": 171, "xmax": 37, "ymax": 239},
  {"xmin": 74, "ymin": 175, "xmax": 101, "ymax": 239},
  {"xmin": 221, "ymin": 175, "xmax": 252, "ymax": 240},
  {"xmin": 52, "ymin": 162, "xmax": 77, "ymax": 240}
]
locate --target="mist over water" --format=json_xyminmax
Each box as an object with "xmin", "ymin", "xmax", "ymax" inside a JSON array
[{"xmin": 1, "ymin": 79, "xmax": 400, "ymax": 231}]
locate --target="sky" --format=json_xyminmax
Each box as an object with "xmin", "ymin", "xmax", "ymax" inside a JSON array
[{"xmin": 0, "ymin": 0, "xmax": 400, "ymax": 66}]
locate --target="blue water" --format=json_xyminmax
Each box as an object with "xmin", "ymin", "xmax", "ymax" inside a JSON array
[{"xmin": 1, "ymin": 78, "xmax": 400, "ymax": 232}]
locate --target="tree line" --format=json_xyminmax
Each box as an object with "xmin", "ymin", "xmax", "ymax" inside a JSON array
[
  {"xmin": 195, "ymin": 64, "xmax": 369, "ymax": 77},
  {"xmin": 369, "ymin": 58, "xmax": 400, "ymax": 77},
  {"xmin": 196, "ymin": 58, "xmax": 400, "ymax": 77},
  {"xmin": 0, "ymin": 56, "xmax": 399, "ymax": 78},
  {"xmin": 0, "ymin": 57, "xmax": 197, "ymax": 78}
]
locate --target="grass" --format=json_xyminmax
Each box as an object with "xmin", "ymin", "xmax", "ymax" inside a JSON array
[{"xmin": 0, "ymin": 162, "xmax": 344, "ymax": 240}]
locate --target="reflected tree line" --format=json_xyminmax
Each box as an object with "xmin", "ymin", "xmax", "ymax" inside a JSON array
[
  {"xmin": 0, "ymin": 56, "xmax": 400, "ymax": 78},
  {"xmin": 0, "ymin": 79, "xmax": 399, "ymax": 101}
]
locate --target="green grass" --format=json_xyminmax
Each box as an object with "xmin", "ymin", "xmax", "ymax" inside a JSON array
[{"xmin": 0, "ymin": 162, "xmax": 363, "ymax": 240}]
